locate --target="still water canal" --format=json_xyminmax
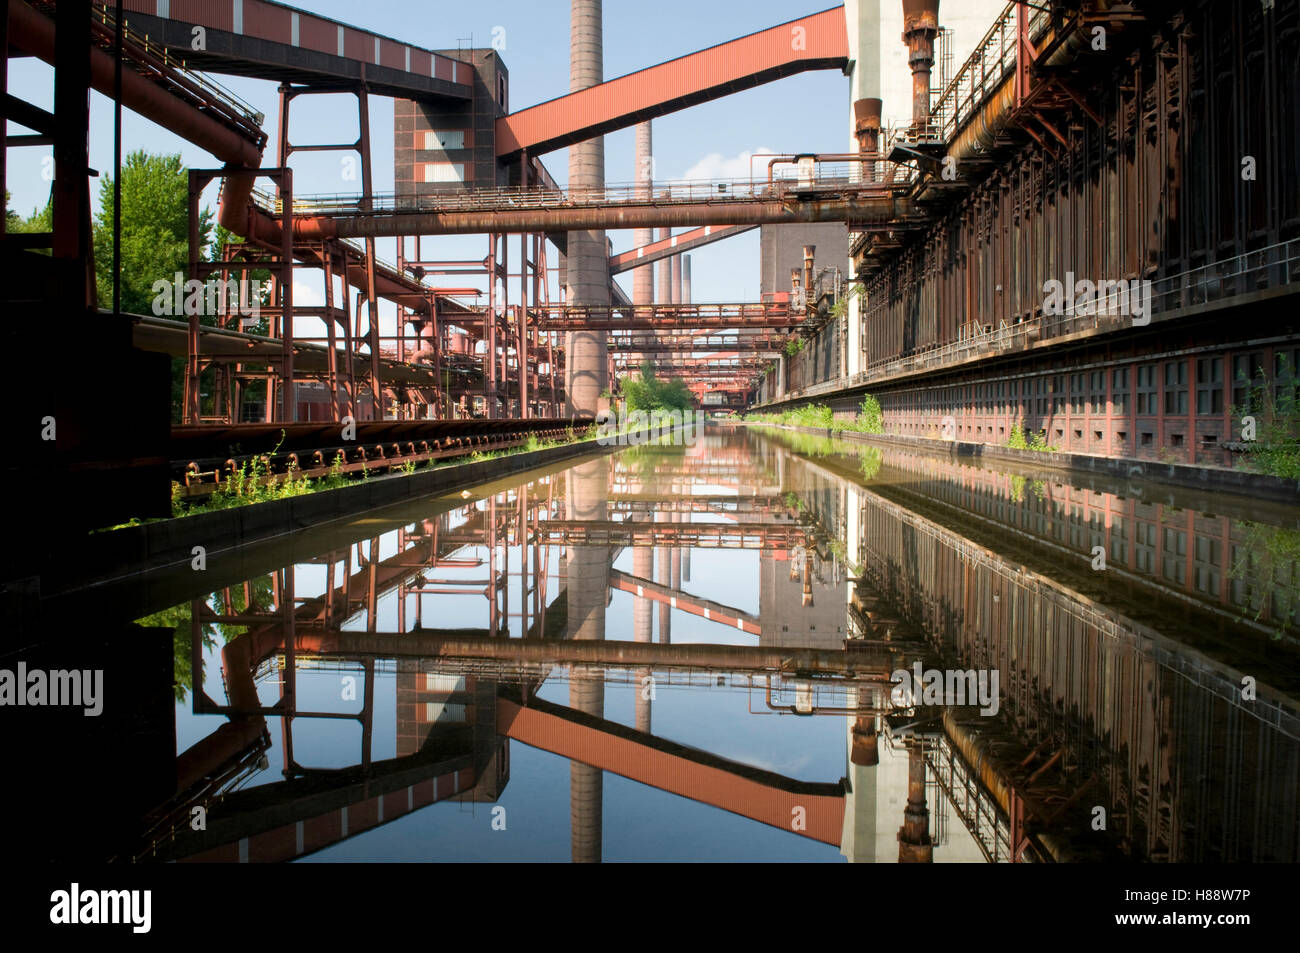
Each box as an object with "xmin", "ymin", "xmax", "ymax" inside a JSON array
[{"xmin": 130, "ymin": 424, "xmax": 1300, "ymax": 862}]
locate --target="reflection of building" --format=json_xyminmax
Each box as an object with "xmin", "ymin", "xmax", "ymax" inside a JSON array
[
  {"xmin": 758, "ymin": 549, "xmax": 845, "ymax": 648},
  {"xmin": 396, "ymin": 670, "xmax": 471, "ymax": 757}
]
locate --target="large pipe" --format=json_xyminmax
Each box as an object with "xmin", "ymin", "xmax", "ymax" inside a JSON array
[
  {"xmin": 901, "ymin": 0, "xmax": 940, "ymax": 133},
  {"xmin": 944, "ymin": 73, "xmax": 1017, "ymax": 166},
  {"xmin": 803, "ymin": 245, "xmax": 816, "ymax": 303},
  {"xmin": 273, "ymin": 195, "xmax": 910, "ymax": 243},
  {"xmin": 6, "ymin": 1, "xmax": 263, "ymax": 231}
]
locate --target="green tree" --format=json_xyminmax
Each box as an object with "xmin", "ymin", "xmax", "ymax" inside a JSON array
[
  {"xmin": 93, "ymin": 150, "xmax": 211, "ymax": 315},
  {"xmin": 4, "ymin": 190, "xmax": 20, "ymax": 231},
  {"xmin": 621, "ymin": 361, "xmax": 695, "ymax": 414},
  {"xmin": 6, "ymin": 189, "xmax": 53, "ymax": 247}
]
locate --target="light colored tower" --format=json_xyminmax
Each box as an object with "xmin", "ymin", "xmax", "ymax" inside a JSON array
[
  {"xmin": 633, "ymin": 122, "xmax": 654, "ymax": 307},
  {"xmin": 564, "ymin": 0, "xmax": 609, "ymax": 416}
]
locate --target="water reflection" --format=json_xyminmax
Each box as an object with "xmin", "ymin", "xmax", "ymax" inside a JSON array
[{"xmin": 102, "ymin": 425, "xmax": 1300, "ymax": 862}]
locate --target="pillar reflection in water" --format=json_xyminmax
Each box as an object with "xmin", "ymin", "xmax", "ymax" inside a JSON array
[{"xmin": 565, "ymin": 455, "xmax": 611, "ymax": 862}]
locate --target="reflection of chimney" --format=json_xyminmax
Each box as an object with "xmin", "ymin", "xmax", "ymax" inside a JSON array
[
  {"xmin": 902, "ymin": 0, "xmax": 940, "ymax": 133},
  {"xmin": 897, "ymin": 741, "xmax": 933, "ymax": 862},
  {"xmin": 632, "ymin": 546, "xmax": 653, "ymax": 734},
  {"xmin": 850, "ymin": 716, "xmax": 880, "ymax": 767},
  {"xmin": 802, "ymin": 246, "xmax": 816, "ymax": 305},
  {"xmin": 853, "ymin": 97, "xmax": 883, "ymax": 181}
]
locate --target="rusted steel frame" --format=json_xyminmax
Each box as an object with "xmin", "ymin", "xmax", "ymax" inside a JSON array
[
  {"xmin": 485, "ymin": 234, "xmax": 498, "ymax": 417},
  {"xmin": 322, "ymin": 243, "xmax": 343, "ymax": 421},
  {"xmin": 357, "ymin": 85, "xmax": 382, "ymax": 420},
  {"xmin": 429, "ymin": 292, "xmax": 445, "ymax": 418},
  {"xmin": 500, "ymin": 236, "xmax": 510, "ymax": 415}
]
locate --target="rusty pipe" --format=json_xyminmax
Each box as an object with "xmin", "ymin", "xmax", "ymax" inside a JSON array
[
  {"xmin": 278, "ymin": 195, "xmax": 912, "ymax": 241},
  {"xmin": 8, "ymin": 0, "xmax": 264, "ymax": 233},
  {"xmin": 902, "ymin": 0, "xmax": 940, "ymax": 131},
  {"xmin": 945, "ymin": 72, "xmax": 1017, "ymax": 166}
]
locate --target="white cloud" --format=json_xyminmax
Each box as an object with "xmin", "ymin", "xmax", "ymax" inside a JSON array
[{"xmin": 682, "ymin": 146, "xmax": 779, "ymax": 182}]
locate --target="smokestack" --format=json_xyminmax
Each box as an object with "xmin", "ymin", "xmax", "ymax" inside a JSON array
[
  {"xmin": 671, "ymin": 254, "xmax": 682, "ymax": 304},
  {"xmin": 656, "ymin": 226, "xmax": 671, "ymax": 303},
  {"xmin": 564, "ymin": 0, "xmax": 609, "ymax": 417},
  {"xmin": 853, "ymin": 97, "xmax": 883, "ymax": 181},
  {"xmin": 633, "ymin": 122, "xmax": 654, "ymax": 306},
  {"xmin": 902, "ymin": 0, "xmax": 940, "ymax": 135},
  {"xmin": 682, "ymin": 255, "xmax": 692, "ymax": 304}
]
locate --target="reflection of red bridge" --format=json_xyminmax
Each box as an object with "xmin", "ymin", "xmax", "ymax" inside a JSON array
[
  {"xmin": 609, "ymin": 569, "xmax": 760, "ymax": 636},
  {"xmin": 167, "ymin": 625, "xmax": 889, "ymax": 860},
  {"xmin": 499, "ymin": 696, "xmax": 844, "ymax": 846}
]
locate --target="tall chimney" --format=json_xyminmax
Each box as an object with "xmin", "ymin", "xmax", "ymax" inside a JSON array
[
  {"xmin": 633, "ymin": 122, "xmax": 654, "ymax": 307},
  {"xmin": 564, "ymin": 0, "xmax": 608, "ymax": 417},
  {"xmin": 655, "ymin": 226, "xmax": 671, "ymax": 303},
  {"xmin": 682, "ymin": 255, "xmax": 692, "ymax": 304},
  {"xmin": 902, "ymin": 0, "xmax": 940, "ymax": 135}
]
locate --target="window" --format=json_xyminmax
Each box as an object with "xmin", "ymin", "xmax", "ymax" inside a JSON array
[
  {"xmin": 423, "ymin": 162, "xmax": 465, "ymax": 183},
  {"xmin": 1090, "ymin": 370, "xmax": 1105, "ymax": 414},
  {"xmin": 421, "ymin": 130, "xmax": 466, "ymax": 151},
  {"xmin": 1193, "ymin": 535, "xmax": 1221, "ymax": 595},
  {"xmin": 1112, "ymin": 367, "xmax": 1129, "ymax": 415},
  {"xmin": 1162, "ymin": 527, "xmax": 1187, "ymax": 584},
  {"xmin": 1232, "ymin": 352, "xmax": 1265, "ymax": 413},
  {"xmin": 1136, "ymin": 363, "xmax": 1158, "ymax": 414},
  {"xmin": 1135, "ymin": 521, "xmax": 1157, "ymax": 573},
  {"xmin": 1164, "ymin": 360, "xmax": 1189, "ymax": 415},
  {"xmin": 1275, "ymin": 348, "xmax": 1300, "ymax": 412},
  {"xmin": 1196, "ymin": 357, "xmax": 1223, "ymax": 415}
]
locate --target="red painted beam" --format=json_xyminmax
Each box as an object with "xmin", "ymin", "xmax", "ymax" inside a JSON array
[
  {"xmin": 609, "ymin": 569, "xmax": 761, "ymax": 635},
  {"xmin": 610, "ymin": 224, "xmax": 756, "ymax": 275},
  {"xmin": 496, "ymin": 7, "xmax": 849, "ymax": 157},
  {"xmin": 498, "ymin": 698, "xmax": 844, "ymax": 845}
]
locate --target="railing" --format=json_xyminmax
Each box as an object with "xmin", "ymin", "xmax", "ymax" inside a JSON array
[
  {"xmin": 775, "ymin": 239, "xmax": 1300, "ymax": 403},
  {"xmin": 250, "ymin": 164, "xmax": 904, "ymax": 218},
  {"xmin": 929, "ymin": 1, "xmax": 1052, "ymax": 147},
  {"xmin": 88, "ymin": 0, "xmax": 267, "ymax": 145}
]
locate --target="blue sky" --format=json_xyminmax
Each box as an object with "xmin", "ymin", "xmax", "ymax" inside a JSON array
[{"xmin": 5, "ymin": 1, "xmax": 851, "ymax": 311}]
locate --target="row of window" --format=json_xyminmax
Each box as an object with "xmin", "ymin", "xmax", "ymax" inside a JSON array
[{"xmin": 885, "ymin": 349, "xmax": 1300, "ymax": 419}]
